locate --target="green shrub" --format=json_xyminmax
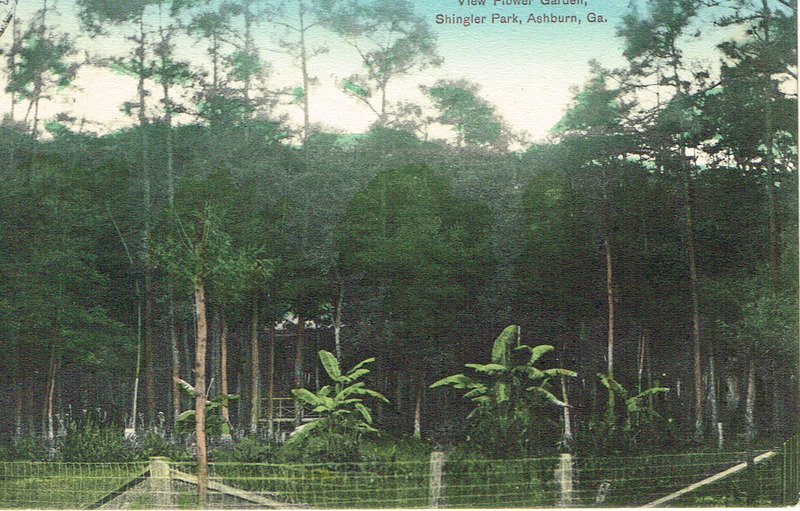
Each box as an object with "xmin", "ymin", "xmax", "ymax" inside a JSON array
[
  {"xmin": 212, "ymin": 435, "xmax": 276, "ymax": 462},
  {"xmin": 358, "ymin": 433, "xmax": 432, "ymax": 463},
  {"xmin": 0, "ymin": 434, "xmax": 49, "ymax": 461},
  {"xmin": 58, "ymin": 420, "xmax": 133, "ymax": 462},
  {"xmin": 276, "ymin": 428, "xmax": 361, "ymax": 464},
  {"xmin": 134, "ymin": 431, "xmax": 190, "ymax": 461}
]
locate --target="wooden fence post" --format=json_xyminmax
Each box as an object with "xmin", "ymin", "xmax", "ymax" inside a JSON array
[
  {"xmin": 429, "ymin": 451, "xmax": 447, "ymax": 508},
  {"xmin": 149, "ymin": 457, "xmax": 175, "ymax": 509}
]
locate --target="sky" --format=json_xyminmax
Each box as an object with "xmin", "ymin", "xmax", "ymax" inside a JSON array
[{"xmin": 0, "ymin": 0, "xmax": 735, "ymax": 144}]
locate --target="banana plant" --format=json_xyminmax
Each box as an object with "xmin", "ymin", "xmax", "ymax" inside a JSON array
[
  {"xmin": 290, "ymin": 350, "xmax": 388, "ymax": 443},
  {"xmin": 174, "ymin": 377, "xmax": 239, "ymax": 437},
  {"xmin": 430, "ymin": 325, "xmax": 576, "ymax": 411},
  {"xmin": 596, "ymin": 374, "xmax": 672, "ymax": 453},
  {"xmin": 598, "ymin": 373, "xmax": 669, "ymax": 428}
]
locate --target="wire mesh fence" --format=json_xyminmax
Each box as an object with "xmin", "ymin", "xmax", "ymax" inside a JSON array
[
  {"xmin": 0, "ymin": 461, "xmax": 148, "ymax": 509},
  {"xmin": 0, "ymin": 434, "xmax": 797, "ymax": 508}
]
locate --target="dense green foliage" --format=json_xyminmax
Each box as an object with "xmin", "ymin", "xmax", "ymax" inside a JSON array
[{"xmin": 0, "ymin": 0, "xmax": 796, "ymax": 470}]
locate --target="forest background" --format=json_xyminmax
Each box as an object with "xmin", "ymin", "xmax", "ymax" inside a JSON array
[{"xmin": 0, "ymin": 0, "xmax": 797, "ymax": 463}]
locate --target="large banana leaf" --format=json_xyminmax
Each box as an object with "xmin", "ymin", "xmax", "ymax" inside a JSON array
[
  {"xmin": 354, "ymin": 402, "xmax": 373, "ymax": 424},
  {"xmin": 465, "ymin": 363, "xmax": 507, "ymax": 373},
  {"xmin": 626, "ymin": 387, "xmax": 669, "ymax": 412},
  {"xmin": 528, "ymin": 386, "xmax": 571, "ymax": 408},
  {"xmin": 429, "ymin": 373, "xmax": 475, "ymax": 389},
  {"xmin": 525, "ymin": 344, "xmax": 554, "ymax": 365},
  {"xmin": 355, "ymin": 387, "xmax": 389, "ymax": 403},
  {"xmin": 543, "ymin": 368, "xmax": 578, "ymax": 378},
  {"xmin": 335, "ymin": 381, "xmax": 366, "ymax": 400},
  {"xmin": 598, "ymin": 373, "xmax": 627, "ymax": 398},
  {"xmin": 343, "ymin": 368, "xmax": 371, "ymax": 383},
  {"xmin": 348, "ymin": 357, "xmax": 376, "ymax": 374},
  {"xmin": 491, "ymin": 325, "xmax": 520, "ymax": 365},
  {"xmin": 318, "ymin": 350, "xmax": 342, "ymax": 381},
  {"xmin": 292, "ymin": 387, "xmax": 322, "ymax": 407},
  {"xmin": 174, "ymin": 377, "xmax": 197, "ymax": 397}
]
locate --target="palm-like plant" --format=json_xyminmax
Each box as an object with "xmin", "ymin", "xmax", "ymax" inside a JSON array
[
  {"xmin": 430, "ymin": 325, "xmax": 575, "ymax": 455},
  {"xmin": 290, "ymin": 351, "xmax": 388, "ymax": 447},
  {"xmin": 173, "ymin": 377, "xmax": 239, "ymax": 437},
  {"xmin": 430, "ymin": 325, "xmax": 574, "ymax": 409},
  {"xmin": 598, "ymin": 373, "xmax": 669, "ymax": 433}
]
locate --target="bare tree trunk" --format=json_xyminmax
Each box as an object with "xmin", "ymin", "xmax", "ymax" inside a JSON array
[
  {"xmin": 708, "ymin": 355, "xmax": 720, "ymax": 448},
  {"xmin": 45, "ymin": 347, "xmax": 57, "ymax": 445},
  {"xmin": 134, "ymin": 13, "xmax": 155, "ymax": 432},
  {"xmin": 298, "ymin": 0, "xmax": 311, "ymax": 141},
  {"xmin": 13, "ymin": 338, "xmax": 22, "ymax": 438},
  {"xmin": 220, "ymin": 312, "xmax": 231, "ymax": 439},
  {"xmin": 250, "ymin": 293, "xmax": 260, "ymax": 435},
  {"xmin": 725, "ymin": 363, "xmax": 740, "ymax": 418},
  {"xmin": 744, "ymin": 358, "xmax": 756, "ymax": 444},
  {"xmin": 771, "ymin": 361, "xmax": 781, "ymax": 434},
  {"xmin": 604, "ymin": 233, "xmax": 615, "ymax": 418},
  {"xmin": 194, "ymin": 281, "xmax": 208, "ymax": 507},
  {"xmin": 686, "ymin": 171, "xmax": 703, "ymax": 441},
  {"xmin": 144, "ymin": 257, "xmax": 155, "ymax": 429},
  {"xmin": 395, "ymin": 371, "xmax": 404, "ymax": 414},
  {"xmin": 413, "ymin": 373, "xmax": 423, "ymax": 439},
  {"xmin": 761, "ymin": 0, "xmax": 781, "ymax": 293},
  {"xmin": 170, "ymin": 292, "xmax": 180, "ymax": 424},
  {"xmin": 560, "ymin": 372, "xmax": 573, "ymax": 452},
  {"xmin": 333, "ymin": 271, "xmax": 344, "ymax": 360},
  {"xmin": 294, "ymin": 316, "xmax": 306, "ymax": 428},
  {"xmin": 267, "ymin": 323, "xmax": 275, "ymax": 438},
  {"xmin": 26, "ymin": 380, "xmax": 35, "ymax": 435}
]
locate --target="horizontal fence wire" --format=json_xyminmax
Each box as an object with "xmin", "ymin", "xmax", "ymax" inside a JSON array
[
  {"xmin": 198, "ymin": 460, "xmax": 432, "ymax": 508},
  {"xmin": 576, "ymin": 450, "xmax": 762, "ymax": 507},
  {"xmin": 0, "ymin": 461, "xmax": 149, "ymax": 509},
  {"xmin": 0, "ymin": 435, "xmax": 797, "ymax": 509},
  {"xmin": 443, "ymin": 457, "xmax": 557, "ymax": 508}
]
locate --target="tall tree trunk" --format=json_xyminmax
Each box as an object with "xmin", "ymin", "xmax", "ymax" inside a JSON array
[
  {"xmin": 249, "ymin": 293, "xmax": 260, "ymax": 435},
  {"xmin": 193, "ymin": 280, "xmax": 208, "ymax": 507},
  {"xmin": 144, "ymin": 255, "xmax": 155, "ymax": 428},
  {"xmin": 744, "ymin": 357, "xmax": 756, "ymax": 444},
  {"xmin": 686, "ymin": 167, "xmax": 703, "ymax": 441},
  {"xmin": 137, "ymin": 12, "xmax": 155, "ymax": 430},
  {"xmin": 762, "ymin": 0, "xmax": 782, "ymax": 294},
  {"xmin": 298, "ymin": 0, "xmax": 311, "ymax": 141},
  {"xmin": 170, "ymin": 294, "xmax": 180, "ymax": 424},
  {"xmin": 771, "ymin": 361, "xmax": 781, "ymax": 435},
  {"xmin": 413, "ymin": 372, "xmax": 423, "ymax": 439},
  {"xmin": 294, "ymin": 315, "xmax": 306, "ymax": 428},
  {"xmin": 13, "ymin": 338, "xmax": 22, "ymax": 438},
  {"xmin": 242, "ymin": 0, "xmax": 255, "ymax": 137},
  {"xmin": 333, "ymin": 271, "xmax": 344, "ymax": 360},
  {"xmin": 128, "ymin": 298, "xmax": 143, "ymax": 437},
  {"xmin": 604, "ymin": 230, "xmax": 616, "ymax": 419},
  {"xmin": 708, "ymin": 355, "xmax": 720, "ymax": 448},
  {"xmin": 267, "ymin": 323, "xmax": 275, "ymax": 438},
  {"xmin": 604, "ymin": 234, "xmax": 614, "ymax": 378},
  {"xmin": 725, "ymin": 369, "xmax": 740, "ymax": 418},
  {"xmin": 45, "ymin": 347, "xmax": 57, "ymax": 445},
  {"xmin": 560, "ymin": 371, "xmax": 573, "ymax": 452},
  {"xmin": 220, "ymin": 311, "xmax": 231, "ymax": 439}
]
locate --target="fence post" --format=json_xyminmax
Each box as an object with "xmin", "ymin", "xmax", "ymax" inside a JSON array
[
  {"xmin": 429, "ymin": 451, "xmax": 447, "ymax": 508},
  {"xmin": 149, "ymin": 457, "xmax": 175, "ymax": 509},
  {"xmin": 554, "ymin": 452, "xmax": 577, "ymax": 507}
]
